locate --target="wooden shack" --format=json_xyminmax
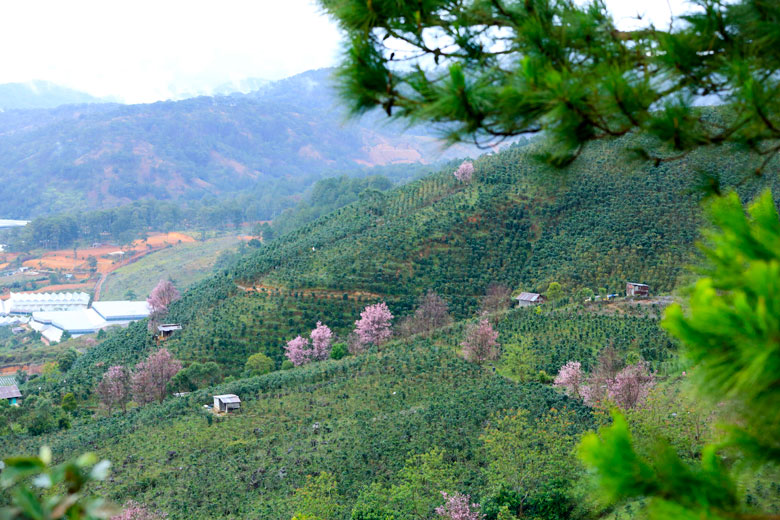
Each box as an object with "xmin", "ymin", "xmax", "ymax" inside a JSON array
[
  {"xmin": 0, "ymin": 375, "xmax": 21, "ymax": 406},
  {"xmin": 213, "ymin": 394, "xmax": 241, "ymax": 413},
  {"xmin": 156, "ymin": 323, "xmax": 182, "ymax": 342},
  {"xmin": 515, "ymin": 292, "xmax": 546, "ymax": 307},
  {"xmin": 626, "ymin": 282, "xmax": 650, "ymax": 297}
]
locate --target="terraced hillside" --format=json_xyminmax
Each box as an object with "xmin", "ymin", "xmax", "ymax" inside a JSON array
[{"xmin": 62, "ymin": 131, "xmax": 776, "ymax": 389}]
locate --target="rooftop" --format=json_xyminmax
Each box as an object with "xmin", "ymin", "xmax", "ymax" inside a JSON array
[
  {"xmin": 32, "ymin": 309, "xmax": 105, "ymax": 333},
  {"xmin": 0, "ymin": 375, "xmax": 17, "ymax": 386},
  {"xmin": 515, "ymin": 292, "xmax": 543, "ymax": 301},
  {"xmin": 214, "ymin": 394, "xmax": 241, "ymax": 404},
  {"xmin": 0, "ymin": 385, "xmax": 21, "ymax": 399},
  {"xmin": 91, "ymin": 301, "xmax": 150, "ymax": 320}
]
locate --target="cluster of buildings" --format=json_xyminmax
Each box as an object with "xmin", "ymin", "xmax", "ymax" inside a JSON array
[
  {"xmin": 515, "ymin": 282, "xmax": 651, "ymax": 307},
  {"xmin": 0, "ymin": 291, "xmax": 151, "ymax": 343}
]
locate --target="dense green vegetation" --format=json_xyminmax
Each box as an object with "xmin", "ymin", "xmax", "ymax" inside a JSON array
[{"xmin": 6, "ymin": 308, "xmax": 646, "ymax": 519}]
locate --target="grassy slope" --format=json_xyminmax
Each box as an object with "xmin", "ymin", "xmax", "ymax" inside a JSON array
[{"xmin": 99, "ymin": 235, "xmax": 242, "ymax": 300}]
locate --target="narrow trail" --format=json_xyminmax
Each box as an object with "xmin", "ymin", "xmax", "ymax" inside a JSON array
[{"xmin": 235, "ymin": 282, "xmax": 385, "ymax": 302}]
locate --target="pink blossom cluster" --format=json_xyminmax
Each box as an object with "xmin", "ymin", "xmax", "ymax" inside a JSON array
[
  {"xmin": 285, "ymin": 322, "xmax": 335, "ymax": 366},
  {"xmin": 96, "ymin": 365, "xmax": 131, "ymax": 413},
  {"xmin": 111, "ymin": 500, "xmax": 167, "ymax": 519},
  {"xmin": 553, "ymin": 359, "xmax": 655, "ymax": 409},
  {"xmin": 553, "ymin": 361, "xmax": 583, "ymax": 399},
  {"xmin": 461, "ymin": 318, "xmax": 500, "ymax": 364},
  {"xmin": 130, "ymin": 348, "xmax": 182, "ymax": 404},
  {"xmin": 354, "ymin": 302, "xmax": 394, "ymax": 347},
  {"xmin": 435, "ymin": 492, "xmax": 485, "ymax": 520},
  {"xmin": 453, "ymin": 161, "xmax": 474, "ymax": 183}
]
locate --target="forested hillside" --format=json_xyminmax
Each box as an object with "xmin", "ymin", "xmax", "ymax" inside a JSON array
[{"xmin": 0, "ymin": 69, "xmax": 472, "ymax": 220}]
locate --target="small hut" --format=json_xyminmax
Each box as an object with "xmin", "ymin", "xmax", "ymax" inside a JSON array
[
  {"xmin": 0, "ymin": 376, "xmax": 21, "ymax": 406},
  {"xmin": 515, "ymin": 292, "xmax": 545, "ymax": 307},
  {"xmin": 213, "ymin": 394, "xmax": 241, "ymax": 413},
  {"xmin": 626, "ymin": 282, "xmax": 650, "ymax": 297},
  {"xmin": 156, "ymin": 323, "xmax": 182, "ymax": 342}
]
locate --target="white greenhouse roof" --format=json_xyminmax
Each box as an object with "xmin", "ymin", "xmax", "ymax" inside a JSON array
[
  {"xmin": 91, "ymin": 301, "xmax": 150, "ymax": 320},
  {"xmin": 9, "ymin": 291, "xmax": 90, "ymax": 303},
  {"xmin": 32, "ymin": 309, "xmax": 105, "ymax": 333},
  {"xmin": 0, "ymin": 219, "xmax": 28, "ymax": 228}
]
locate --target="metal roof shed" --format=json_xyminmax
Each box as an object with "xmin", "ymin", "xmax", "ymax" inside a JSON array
[{"xmin": 213, "ymin": 394, "xmax": 241, "ymax": 413}]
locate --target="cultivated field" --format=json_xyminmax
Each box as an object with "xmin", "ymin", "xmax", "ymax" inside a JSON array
[{"xmin": 99, "ymin": 235, "xmax": 243, "ymax": 300}]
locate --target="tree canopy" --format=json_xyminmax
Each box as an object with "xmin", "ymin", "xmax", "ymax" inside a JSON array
[{"xmin": 319, "ymin": 0, "xmax": 780, "ymax": 168}]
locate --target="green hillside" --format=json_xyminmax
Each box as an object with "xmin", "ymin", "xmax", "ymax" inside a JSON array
[
  {"xmin": 3, "ymin": 129, "xmax": 777, "ymax": 519},
  {"xmin": 9, "ymin": 306, "xmax": 679, "ymax": 519},
  {"xmin": 62, "ymin": 130, "xmax": 776, "ymax": 386}
]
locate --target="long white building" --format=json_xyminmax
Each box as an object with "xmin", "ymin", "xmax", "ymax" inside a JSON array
[
  {"xmin": 30, "ymin": 300, "xmax": 151, "ymax": 343},
  {"xmin": 0, "ymin": 292, "xmax": 90, "ymax": 315}
]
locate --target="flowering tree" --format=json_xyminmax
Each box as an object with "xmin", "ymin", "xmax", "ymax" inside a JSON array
[
  {"xmin": 96, "ymin": 365, "xmax": 131, "ymax": 414},
  {"xmin": 608, "ymin": 361, "xmax": 655, "ymax": 410},
  {"xmin": 355, "ymin": 302, "xmax": 394, "ymax": 347},
  {"xmin": 112, "ymin": 501, "xmax": 167, "ymax": 519},
  {"xmin": 461, "ymin": 319, "xmax": 500, "ymax": 365},
  {"xmin": 285, "ymin": 335, "xmax": 311, "ymax": 367},
  {"xmin": 147, "ymin": 279, "xmax": 180, "ymax": 314},
  {"xmin": 435, "ymin": 492, "xmax": 484, "ymax": 520},
  {"xmin": 131, "ymin": 348, "xmax": 182, "ymax": 404},
  {"xmin": 310, "ymin": 321, "xmax": 333, "ymax": 361},
  {"xmin": 479, "ymin": 283, "xmax": 512, "ymax": 316},
  {"xmin": 400, "ymin": 290, "xmax": 452, "ymax": 337},
  {"xmin": 581, "ymin": 347, "xmax": 623, "ymax": 407},
  {"xmin": 147, "ymin": 279, "xmax": 180, "ymax": 331},
  {"xmin": 453, "ymin": 161, "xmax": 474, "ymax": 183},
  {"xmin": 553, "ymin": 361, "xmax": 584, "ymax": 399}
]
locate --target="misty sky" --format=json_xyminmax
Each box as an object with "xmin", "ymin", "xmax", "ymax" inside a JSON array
[{"xmin": 0, "ymin": 0, "xmax": 692, "ymax": 104}]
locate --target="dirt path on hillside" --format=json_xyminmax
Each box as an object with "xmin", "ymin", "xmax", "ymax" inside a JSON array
[{"xmin": 236, "ymin": 283, "xmax": 385, "ymax": 301}]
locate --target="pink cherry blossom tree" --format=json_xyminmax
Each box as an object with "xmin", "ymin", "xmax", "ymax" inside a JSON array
[
  {"xmin": 553, "ymin": 361, "xmax": 584, "ymax": 399},
  {"xmin": 355, "ymin": 302, "xmax": 394, "ymax": 347},
  {"xmin": 608, "ymin": 360, "xmax": 655, "ymax": 409},
  {"xmin": 435, "ymin": 492, "xmax": 485, "ymax": 520},
  {"xmin": 131, "ymin": 348, "xmax": 182, "ymax": 404},
  {"xmin": 147, "ymin": 279, "xmax": 180, "ymax": 314},
  {"xmin": 310, "ymin": 321, "xmax": 333, "ymax": 361},
  {"xmin": 453, "ymin": 161, "xmax": 474, "ymax": 183},
  {"xmin": 112, "ymin": 501, "xmax": 167, "ymax": 519},
  {"xmin": 285, "ymin": 335, "xmax": 312, "ymax": 366},
  {"xmin": 461, "ymin": 319, "xmax": 500, "ymax": 365},
  {"xmin": 96, "ymin": 365, "xmax": 131, "ymax": 414}
]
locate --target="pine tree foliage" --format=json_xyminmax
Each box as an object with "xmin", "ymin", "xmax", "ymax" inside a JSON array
[
  {"xmin": 319, "ymin": 0, "xmax": 780, "ymax": 168},
  {"xmin": 580, "ymin": 190, "xmax": 780, "ymax": 520}
]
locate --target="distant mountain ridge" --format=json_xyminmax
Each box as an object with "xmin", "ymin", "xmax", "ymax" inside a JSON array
[
  {"xmin": 0, "ymin": 80, "xmax": 105, "ymax": 110},
  {"xmin": 0, "ymin": 69, "xmax": 477, "ymax": 219}
]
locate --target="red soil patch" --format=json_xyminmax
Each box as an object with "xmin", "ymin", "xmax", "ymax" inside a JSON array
[{"xmin": 23, "ymin": 232, "xmax": 196, "ymax": 273}]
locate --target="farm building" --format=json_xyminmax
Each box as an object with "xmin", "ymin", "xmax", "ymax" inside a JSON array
[
  {"xmin": 156, "ymin": 323, "xmax": 182, "ymax": 341},
  {"xmin": 30, "ymin": 300, "xmax": 151, "ymax": 343},
  {"xmin": 0, "ymin": 375, "xmax": 21, "ymax": 405},
  {"xmin": 213, "ymin": 394, "xmax": 241, "ymax": 413},
  {"xmin": 515, "ymin": 292, "xmax": 546, "ymax": 307},
  {"xmin": 626, "ymin": 282, "xmax": 650, "ymax": 297},
  {"xmin": 0, "ymin": 292, "xmax": 90, "ymax": 315},
  {"xmin": 91, "ymin": 301, "xmax": 151, "ymax": 325}
]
